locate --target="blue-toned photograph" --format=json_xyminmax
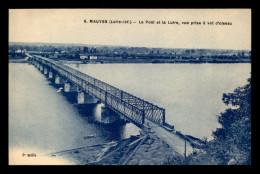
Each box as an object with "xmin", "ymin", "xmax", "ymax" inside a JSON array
[{"xmin": 8, "ymin": 9, "xmax": 251, "ymax": 165}]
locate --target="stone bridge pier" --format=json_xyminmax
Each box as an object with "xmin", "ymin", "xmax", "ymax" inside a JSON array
[
  {"xmin": 48, "ymin": 70, "xmax": 54, "ymax": 79},
  {"xmin": 55, "ymin": 74, "xmax": 65, "ymax": 86},
  {"xmin": 40, "ymin": 64, "xmax": 44, "ymax": 72},
  {"xmin": 37, "ymin": 62, "xmax": 40, "ymax": 69},
  {"xmin": 44, "ymin": 66, "xmax": 48, "ymax": 75},
  {"xmin": 64, "ymin": 81, "xmax": 77, "ymax": 93},
  {"xmin": 101, "ymin": 106, "xmax": 120, "ymax": 124},
  {"xmin": 77, "ymin": 88, "xmax": 98, "ymax": 105}
]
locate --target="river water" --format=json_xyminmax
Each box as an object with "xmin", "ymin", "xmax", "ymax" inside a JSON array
[
  {"xmin": 8, "ymin": 63, "xmax": 140, "ymax": 164},
  {"xmin": 9, "ymin": 62, "xmax": 251, "ymax": 164},
  {"xmin": 67, "ymin": 63, "xmax": 251, "ymax": 140}
]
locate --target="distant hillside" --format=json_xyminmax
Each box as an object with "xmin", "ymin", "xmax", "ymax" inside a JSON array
[{"xmin": 9, "ymin": 41, "xmax": 128, "ymax": 49}]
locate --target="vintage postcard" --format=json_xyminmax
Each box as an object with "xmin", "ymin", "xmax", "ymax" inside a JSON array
[{"xmin": 8, "ymin": 9, "xmax": 251, "ymax": 165}]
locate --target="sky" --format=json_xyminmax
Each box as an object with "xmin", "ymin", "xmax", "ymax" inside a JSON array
[{"xmin": 9, "ymin": 9, "xmax": 251, "ymax": 50}]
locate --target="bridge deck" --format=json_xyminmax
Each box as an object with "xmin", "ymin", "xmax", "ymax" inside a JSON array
[{"xmin": 32, "ymin": 56, "xmax": 166, "ymax": 127}]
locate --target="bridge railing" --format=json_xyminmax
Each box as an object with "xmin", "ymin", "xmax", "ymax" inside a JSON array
[{"xmin": 33, "ymin": 56, "xmax": 165, "ymax": 126}]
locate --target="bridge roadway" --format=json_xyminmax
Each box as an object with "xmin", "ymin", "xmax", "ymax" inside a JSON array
[{"xmin": 30, "ymin": 55, "xmax": 193, "ymax": 155}]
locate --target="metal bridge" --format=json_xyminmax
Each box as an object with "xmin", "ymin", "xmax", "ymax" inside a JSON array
[{"xmin": 31, "ymin": 55, "xmax": 166, "ymax": 128}]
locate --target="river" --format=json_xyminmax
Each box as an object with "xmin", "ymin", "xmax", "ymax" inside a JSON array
[
  {"xmin": 9, "ymin": 62, "xmax": 251, "ymax": 164},
  {"xmin": 67, "ymin": 63, "xmax": 251, "ymax": 140},
  {"xmin": 8, "ymin": 63, "xmax": 140, "ymax": 164}
]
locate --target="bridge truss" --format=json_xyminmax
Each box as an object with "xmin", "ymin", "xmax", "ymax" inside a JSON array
[{"xmin": 32, "ymin": 56, "xmax": 166, "ymax": 127}]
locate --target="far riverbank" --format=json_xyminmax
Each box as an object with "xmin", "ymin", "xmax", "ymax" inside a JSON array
[
  {"xmin": 63, "ymin": 58, "xmax": 251, "ymax": 64},
  {"xmin": 9, "ymin": 57, "xmax": 251, "ymax": 64}
]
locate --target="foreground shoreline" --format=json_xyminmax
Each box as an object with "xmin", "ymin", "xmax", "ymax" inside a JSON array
[
  {"xmin": 47, "ymin": 132, "xmax": 187, "ymax": 165},
  {"xmin": 45, "ymin": 126, "xmax": 205, "ymax": 165}
]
